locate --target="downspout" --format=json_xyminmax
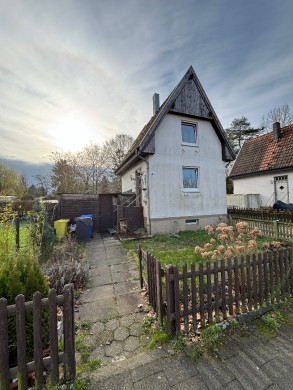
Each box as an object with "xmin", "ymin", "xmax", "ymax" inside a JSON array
[{"xmin": 135, "ymin": 149, "xmax": 151, "ymax": 235}]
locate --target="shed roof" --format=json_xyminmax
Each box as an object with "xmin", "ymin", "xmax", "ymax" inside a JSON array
[{"xmin": 230, "ymin": 124, "xmax": 293, "ymax": 178}]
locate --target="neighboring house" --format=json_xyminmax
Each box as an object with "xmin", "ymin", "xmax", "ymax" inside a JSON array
[
  {"xmin": 230, "ymin": 123, "xmax": 293, "ymax": 207},
  {"xmin": 115, "ymin": 66, "xmax": 235, "ymax": 234}
]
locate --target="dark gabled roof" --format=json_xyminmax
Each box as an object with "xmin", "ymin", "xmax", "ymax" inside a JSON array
[
  {"xmin": 116, "ymin": 66, "xmax": 235, "ymax": 175},
  {"xmin": 230, "ymin": 124, "xmax": 293, "ymax": 178}
]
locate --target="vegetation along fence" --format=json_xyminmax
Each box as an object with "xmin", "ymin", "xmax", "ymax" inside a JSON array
[
  {"xmin": 138, "ymin": 246, "xmax": 293, "ymax": 335},
  {"xmin": 0, "ymin": 284, "xmax": 75, "ymax": 390},
  {"xmin": 228, "ymin": 207, "xmax": 293, "ymax": 241}
]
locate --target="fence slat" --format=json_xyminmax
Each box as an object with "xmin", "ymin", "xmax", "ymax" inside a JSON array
[
  {"xmin": 258, "ymin": 253, "xmax": 263, "ymax": 307},
  {"xmin": 289, "ymin": 249, "xmax": 293, "ymax": 295},
  {"xmin": 182, "ymin": 264, "xmax": 189, "ymax": 333},
  {"xmin": 284, "ymin": 249, "xmax": 290, "ymax": 298},
  {"xmin": 206, "ymin": 262, "xmax": 213, "ymax": 324},
  {"xmin": 234, "ymin": 258, "xmax": 240, "ymax": 315},
  {"xmin": 246, "ymin": 255, "xmax": 252, "ymax": 311},
  {"xmin": 227, "ymin": 258, "xmax": 233, "ymax": 316},
  {"xmin": 173, "ymin": 266, "xmax": 181, "ymax": 335},
  {"xmin": 279, "ymin": 250, "xmax": 285, "ymax": 300},
  {"xmin": 252, "ymin": 254, "xmax": 258, "ymax": 310},
  {"xmin": 16, "ymin": 294, "xmax": 27, "ymax": 390},
  {"xmin": 49, "ymin": 289, "xmax": 59, "ymax": 385},
  {"xmin": 0, "ymin": 298, "xmax": 9, "ymax": 390},
  {"xmin": 220, "ymin": 260, "xmax": 227, "ymax": 320},
  {"xmin": 274, "ymin": 251, "xmax": 280, "ymax": 303},
  {"xmin": 213, "ymin": 261, "xmax": 220, "ymax": 322},
  {"xmin": 199, "ymin": 262, "xmax": 205, "ymax": 327},
  {"xmin": 240, "ymin": 256, "xmax": 247, "ymax": 313},
  {"xmin": 263, "ymin": 252, "xmax": 269, "ymax": 303},
  {"xmin": 63, "ymin": 284, "xmax": 75, "ymax": 382},
  {"xmin": 268, "ymin": 251, "xmax": 274, "ymax": 304},
  {"xmin": 138, "ymin": 245, "xmax": 143, "ymax": 289},
  {"xmin": 166, "ymin": 266, "xmax": 175, "ymax": 335},
  {"xmin": 155, "ymin": 260, "xmax": 164, "ymax": 326},
  {"xmin": 191, "ymin": 263, "xmax": 197, "ymax": 330},
  {"xmin": 33, "ymin": 292, "xmax": 44, "ymax": 389}
]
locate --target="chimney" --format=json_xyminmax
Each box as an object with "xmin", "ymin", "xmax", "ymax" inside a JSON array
[
  {"xmin": 153, "ymin": 93, "xmax": 160, "ymax": 115},
  {"xmin": 273, "ymin": 122, "xmax": 281, "ymax": 141}
]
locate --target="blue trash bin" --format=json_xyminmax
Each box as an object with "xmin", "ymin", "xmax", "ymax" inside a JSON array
[{"xmin": 80, "ymin": 214, "xmax": 94, "ymax": 238}]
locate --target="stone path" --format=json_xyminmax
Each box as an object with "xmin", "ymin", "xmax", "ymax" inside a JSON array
[
  {"xmin": 77, "ymin": 235, "xmax": 293, "ymax": 389},
  {"xmin": 76, "ymin": 234, "xmax": 146, "ymax": 366}
]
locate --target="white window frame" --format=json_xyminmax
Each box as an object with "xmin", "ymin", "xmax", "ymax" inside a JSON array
[
  {"xmin": 182, "ymin": 167, "xmax": 199, "ymax": 192},
  {"xmin": 181, "ymin": 122, "xmax": 198, "ymax": 146}
]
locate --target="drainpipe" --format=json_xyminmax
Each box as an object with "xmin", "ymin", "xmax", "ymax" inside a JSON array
[{"xmin": 135, "ymin": 149, "xmax": 151, "ymax": 235}]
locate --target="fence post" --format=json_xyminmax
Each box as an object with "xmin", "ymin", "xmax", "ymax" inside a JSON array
[
  {"xmin": 33, "ymin": 291, "xmax": 44, "ymax": 389},
  {"xmin": 138, "ymin": 244, "xmax": 143, "ymax": 289},
  {"xmin": 0, "ymin": 298, "xmax": 9, "ymax": 390},
  {"xmin": 16, "ymin": 295, "xmax": 27, "ymax": 390},
  {"xmin": 15, "ymin": 216, "xmax": 20, "ymax": 251},
  {"xmin": 166, "ymin": 266, "xmax": 176, "ymax": 335},
  {"xmin": 63, "ymin": 284, "xmax": 76, "ymax": 383},
  {"xmin": 273, "ymin": 220, "xmax": 279, "ymax": 239}
]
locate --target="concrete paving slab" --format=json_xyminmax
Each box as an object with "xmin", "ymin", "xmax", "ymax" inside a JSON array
[
  {"xmin": 130, "ymin": 359, "xmax": 163, "ymax": 382},
  {"xmin": 81, "ymin": 285, "xmax": 114, "ymax": 303},
  {"xmin": 171, "ymin": 375, "xmax": 209, "ymax": 390},
  {"xmin": 195, "ymin": 355, "xmax": 235, "ymax": 389},
  {"xmin": 116, "ymin": 292, "xmax": 144, "ymax": 316},
  {"xmin": 112, "ymin": 271, "xmax": 133, "ymax": 283},
  {"xmin": 93, "ymin": 372, "xmax": 134, "ymax": 390},
  {"xmin": 114, "ymin": 281, "xmax": 140, "ymax": 295},
  {"xmin": 134, "ymin": 371, "xmax": 170, "ymax": 390},
  {"xmin": 161, "ymin": 355, "xmax": 198, "ymax": 387},
  {"xmin": 88, "ymin": 273, "xmax": 113, "ymax": 287},
  {"xmin": 262, "ymin": 357, "xmax": 293, "ymax": 390},
  {"xmin": 224, "ymin": 351, "xmax": 273, "ymax": 390},
  {"xmin": 77, "ymin": 298, "xmax": 118, "ymax": 322}
]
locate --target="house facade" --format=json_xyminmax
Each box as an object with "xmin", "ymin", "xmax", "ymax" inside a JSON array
[
  {"xmin": 116, "ymin": 67, "xmax": 235, "ymax": 234},
  {"xmin": 230, "ymin": 123, "xmax": 293, "ymax": 207}
]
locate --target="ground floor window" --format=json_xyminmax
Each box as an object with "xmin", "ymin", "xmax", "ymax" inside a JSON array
[{"xmin": 182, "ymin": 167, "xmax": 199, "ymax": 191}]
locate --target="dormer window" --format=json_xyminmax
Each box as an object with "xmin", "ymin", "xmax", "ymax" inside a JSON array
[{"xmin": 181, "ymin": 122, "xmax": 197, "ymax": 145}]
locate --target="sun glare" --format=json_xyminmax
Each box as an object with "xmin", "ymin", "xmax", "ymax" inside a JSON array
[{"xmin": 51, "ymin": 112, "xmax": 97, "ymax": 152}]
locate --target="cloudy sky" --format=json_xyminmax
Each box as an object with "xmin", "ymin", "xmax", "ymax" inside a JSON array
[{"xmin": 1, "ymin": 0, "xmax": 292, "ymax": 166}]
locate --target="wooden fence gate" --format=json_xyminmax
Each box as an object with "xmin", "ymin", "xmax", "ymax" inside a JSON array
[{"xmin": 0, "ymin": 284, "xmax": 75, "ymax": 389}]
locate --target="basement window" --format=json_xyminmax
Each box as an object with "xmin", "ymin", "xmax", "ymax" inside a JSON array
[{"xmin": 186, "ymin": 219, "xmax": 199, "ymax": 225}]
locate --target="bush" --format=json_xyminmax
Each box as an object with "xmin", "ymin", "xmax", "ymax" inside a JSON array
[
  {"xmin": 43, "ymin": 237, "xmax": 89, "ymax": 294},
  {"xmin": 0, "ymin": 250, "xmax": 49, "ymax": 366},
  {"xmin": 0, "ymin": 203, "xmax": 50, "ymax": 366}
]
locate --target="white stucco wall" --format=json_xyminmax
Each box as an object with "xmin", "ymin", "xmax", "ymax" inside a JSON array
[
  {"xmin": 233, "ymin": 172, "xmax": 293, "ymax": 206},
  {"xmin": 148, "ymin": 114, "xmax": 227, "ymax": 221}
]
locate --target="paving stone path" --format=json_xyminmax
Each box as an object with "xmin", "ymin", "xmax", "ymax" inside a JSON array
[{"xmin": 78, "ymin": 235, "xmax": 293, "ymax": 390}]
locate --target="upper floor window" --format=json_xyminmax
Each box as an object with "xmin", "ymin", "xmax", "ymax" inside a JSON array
[{"xmin": 181, "ymin": 122, "xmax": 197, "ymax": 145}]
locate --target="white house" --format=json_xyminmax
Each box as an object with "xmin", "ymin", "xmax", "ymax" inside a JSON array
[
  {"xmin": 115, "ymin": 66, "xmax": 235, "ymax": 234},
  {"xmin": 230, "ymin": 123, "xmax": 293, "ymax": 207}
]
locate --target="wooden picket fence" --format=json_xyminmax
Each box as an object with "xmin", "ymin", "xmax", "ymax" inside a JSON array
[
  {"xmin": 138, "ymin": 246, "xmax": 293, "ymax": 335},
  {"xmin": 0, "ymin": 284, "xmax": 75, "ymax": 390},
  {"xmin": 228, "ymin": 207, "xmax": 293, "ymax": 241}
]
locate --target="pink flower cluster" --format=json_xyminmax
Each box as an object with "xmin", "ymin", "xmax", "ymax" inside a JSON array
[{"xmin": 195, "ymin": 222, "xmax": 264, "ymax": 261}]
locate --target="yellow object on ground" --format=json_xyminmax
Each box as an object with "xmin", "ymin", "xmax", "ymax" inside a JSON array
[{"xmin": 54, "ymin": 219, "xmax": 70, "ymax": 239}]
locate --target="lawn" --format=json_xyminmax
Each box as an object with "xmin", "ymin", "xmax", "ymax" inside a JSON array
[
  {"xmin": 122, "ymin": 229, "xmax": 276, "ymax": 270},
  {"xmin": 0, "ymin": 222, "xmax": 30, "ymax": 252}
]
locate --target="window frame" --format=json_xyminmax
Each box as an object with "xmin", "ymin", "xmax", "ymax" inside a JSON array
[
  {"xmin": 181, "ymin": 122, "xmax": 198, "ymax": 146},
  {"xmin": 182, "ymin": 167, "xmax": 199, "ymax": 192}
]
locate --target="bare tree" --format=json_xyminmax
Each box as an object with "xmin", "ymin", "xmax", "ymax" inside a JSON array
[
  {"xmin": 103, "ymin": 134, "xmax": 134, "ymax": 171},
  {"xmin": 261, "ymin": 104, "xmax": 293, "ymax": 131}
]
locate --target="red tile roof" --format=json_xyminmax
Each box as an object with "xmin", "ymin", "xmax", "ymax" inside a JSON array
[{"xmin": 230, "ymin": 124, "xmax": 293, "ymax": 178}]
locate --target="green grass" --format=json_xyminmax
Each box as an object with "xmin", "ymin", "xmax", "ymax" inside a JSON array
[
  {"xmin": 0, "ymin": 222, "xmax": 30, "ymax": 251},
  {"xmin": 122, "ymin": 230, "xmax": 276, "ymax": 269}
]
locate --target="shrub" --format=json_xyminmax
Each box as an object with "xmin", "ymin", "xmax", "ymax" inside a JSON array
[
  {"xmin": 0, "ymin": 250, "xmax": 49, "ymax": 366},
  {"xmin": 0, "ymin": 203, "xmax": 50, "ymax": 366},
  {"xmin": 194, "ymin": 222, "xmax": 263, "ymax": 260},
  {"xmin": 43, "ymin": 237, "xmax": 89, "ymax": 294}
]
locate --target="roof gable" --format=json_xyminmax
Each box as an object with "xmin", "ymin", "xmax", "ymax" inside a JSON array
[
  {"xmin": 230, "ymin": 124, "xmax": 293, "ymax": 178},
  {"xmin": 116, "ymin": 66, "xmax": 235, "ymax": 175}
]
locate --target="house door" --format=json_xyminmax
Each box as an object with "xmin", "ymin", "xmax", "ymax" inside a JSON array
[
  {"xmin": 98, "ymin": 195, "xmax": 113, "ymax": 232},
  {"xmin": 274, "ymin": 175, "xmax": 289, "ymax": 203}
]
